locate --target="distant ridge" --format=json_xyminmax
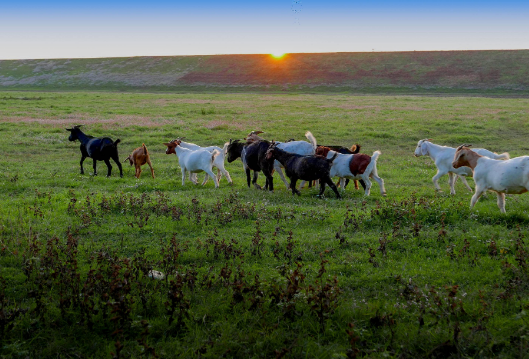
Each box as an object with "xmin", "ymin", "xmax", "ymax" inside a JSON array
[{"xmin": 1, "ymin": 50, "xmax": 528, "ymax": 94}]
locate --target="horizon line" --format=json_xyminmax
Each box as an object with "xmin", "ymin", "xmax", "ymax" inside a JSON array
[{"xmin": 2, "ymin": 48, "xmax": 529, "ymax": 61}]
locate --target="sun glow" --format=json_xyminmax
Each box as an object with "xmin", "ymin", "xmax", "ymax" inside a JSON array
[{"xmin": 270, "ymin": 52, "xmax": 286, "ymax": 59}]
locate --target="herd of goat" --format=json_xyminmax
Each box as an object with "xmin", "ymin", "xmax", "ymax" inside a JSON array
[{"xmin": 66, "ymin": 125, "xmax": 529, "ymax": 213}]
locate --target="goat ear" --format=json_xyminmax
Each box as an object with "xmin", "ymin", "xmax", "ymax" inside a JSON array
[
  {"xmin": 421, "ymin": 142, "xmax": 429, "ymax": 156},
  {"xmin": 229, "ymin": 139, "xmax": 232, "ymax": 144},
  {"xmin": 66, "ymin": 128, "xmax": 72, "ymax": 131},
  {"xmin": 162, "ymin": 143, "xmax": 170, "ymax": 147}
]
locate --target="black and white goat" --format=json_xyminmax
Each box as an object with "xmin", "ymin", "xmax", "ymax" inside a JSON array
[
  {"xmin": 226, "ymin": 139, "xmax": 275, "ymax": 191},
  {"xmin": 245, "ymin": 131, "xmax": 317, "ymax": 189}
]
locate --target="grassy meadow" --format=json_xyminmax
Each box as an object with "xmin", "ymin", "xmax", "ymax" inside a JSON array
[{"xmin": 1, "ymin": 91, "xmax": 529, "ymax": 358}]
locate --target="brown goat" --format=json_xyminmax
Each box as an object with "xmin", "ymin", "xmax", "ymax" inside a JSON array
[
  {"xmin": 124, "ymin": 144, "xmax": 155, "ymax": 178},
  {"xmin": 245, "ymin": 130, "xmax": 265, "ymax": 144}
]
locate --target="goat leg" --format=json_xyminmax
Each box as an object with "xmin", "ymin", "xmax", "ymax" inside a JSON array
[
  {"xmin": 252, "ymin": 171, "xmax": 262, "ymax": 190},
  {"xmin": 92, "ymin": 159, "xmax": 98, "ymax": 176},
  {"xmin": 360, "ymin": 180, "xmax": 366, "ymax": 190},
  {"xmin": 290, "ymin": 179, "xmax": 300, "ymax": 195},
  {"xmin": 245, "ymin": 168, "xmax": 252, "ymax": 188},
  {"xmin": 265, "ymin": 171, "xmax": 274, "ymax": 192},
  {"xmin": 104, "ymin": 158, "xmax": 113, "ymax": 177},
  {"xmin": 112, "ymin": 155, "xmax": 123, "ymax": 178},
  {"xmin": 325, "ymin": 177, "xmax": 341, "ymax": 199},
  {"xmin": 80, "ymin": 155, "xmax": 87, "ymax": 174},
  {"xmin": 147, "ymin": 159, "xmax": 155, "ymax": 179},
  {"xmin": 202, "ymin": 174, "xmax": 209, "ymax": 186},
  {"xmin": 318, "ymin": 180, "xmax": 326, "ymax": 198}
]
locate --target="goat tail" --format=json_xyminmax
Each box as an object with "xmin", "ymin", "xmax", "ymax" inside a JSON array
[
  {"xmin": 113, "ymin": 139, "xmax": 121, "ymax": 147},
  {"xmin": 211, "ymin": 149, "xmax": 221, "ymax": 163},
  {"xmin": 364, "ymin": 151, "xmax": 381, "ymax": 176},
  {"xmin": 305, "ymin": 131, "xmax": 317, "ymax": 152},
  {"xmin": 142, "ymin": 143, "xmax": 148, "ymax": 156},
  {"xmin": 223, "ymin": 142, "xmax": 230, "ymax": 156},
  {"xmin": 350, "ymin": 144, "xmax": 361, "ymax": 154},
  {"xmin": 494, "ymin": 152, "xmax": 510, "ymax": 160},
  {"xmin": 329, "ymin": 152, "xmax": 339, "ymax": 163}
]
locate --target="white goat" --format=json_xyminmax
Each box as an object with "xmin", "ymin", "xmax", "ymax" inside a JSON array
[
  {"xmin": 245, "ymin": 131, "xmax": 317, "ymax": 189},
  {"xmin": 173, "ymin": 139, "xmax": 232, "ymax": 185},
  {"xmin": 452, "ymin": 145, "xmax": 529, "ymax": 213},
  {"xmin": 414, "ymin": 139, "xmax": 509, "ymax": 194},
  {"xmin": 324, "ymin": 149, "xmax": 386, "ymax": 196},
  {"xmin": 163, "ymin": 140, "xmax": 220, "ymax": 188}
]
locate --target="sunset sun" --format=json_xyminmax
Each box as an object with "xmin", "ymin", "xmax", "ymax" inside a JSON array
[{"xmin": 270, "ymin": 52, "xmax": 286, "ymax": 59}]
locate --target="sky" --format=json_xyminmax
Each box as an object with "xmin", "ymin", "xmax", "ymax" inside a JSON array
[{"xmin": 0, "ymin": 0, "xmax": 528, "ymax": 60}]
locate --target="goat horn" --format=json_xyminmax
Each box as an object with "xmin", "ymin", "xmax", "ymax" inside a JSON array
[{"xmin": 456, "ymin": 144, "xmax": 472, "ymax": 151}]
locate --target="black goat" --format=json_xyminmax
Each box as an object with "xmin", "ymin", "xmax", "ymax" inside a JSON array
[
  {"xmin": 66, "ymin": 125, "xmax": 123, "ymax": 178},
  {"xmin": 226, "ymin": 139, "xmax": 274, "ymax": 191},
  {"xmin": 266, "ymin": 142, "xmax": 341, "ymax": 198}
]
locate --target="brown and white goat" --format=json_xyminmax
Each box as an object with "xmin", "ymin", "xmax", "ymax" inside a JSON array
[
  {"xmin": 453, "ymin": 144, "xmax": 529, "ymax": 213},
  {"xmin": 315, "ymin": 145, "xmax": 363, "ymax": 190},
  {"xmin": 318, "ymin": 147, "xmax": 386, "ymax": 196},
  {"xmin": 123, "ymin": 144, "xmax": 155, "ymax": 178}
]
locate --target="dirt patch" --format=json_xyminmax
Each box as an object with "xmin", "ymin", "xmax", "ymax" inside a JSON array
[
  {"xmin": 389, "ymin": 106, "xmax": 431, "ymax": 111},
  {"xmin": 203, "ymin": 119, "xmax": 246, "ymax": 130},
  {"xmin": 477, "ymin": 109, "xmax": 503, "ymax": 114},
  {"xmin": 1, "ymin": 115, "xmax": 174, "ymax": 127},
  {"xmin": 319, "ymin": 105, "xmax": 379, "ymax": 110}
]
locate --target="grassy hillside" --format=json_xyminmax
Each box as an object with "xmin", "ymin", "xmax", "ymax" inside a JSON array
[{"xmin": 1, "ymin": 50, "xmax": 529, "ymax": 94}]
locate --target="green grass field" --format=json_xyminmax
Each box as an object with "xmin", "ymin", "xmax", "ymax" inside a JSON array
[{"xmin": 1, "ymin": 91, "xmax": 529, "ymax": 358}]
